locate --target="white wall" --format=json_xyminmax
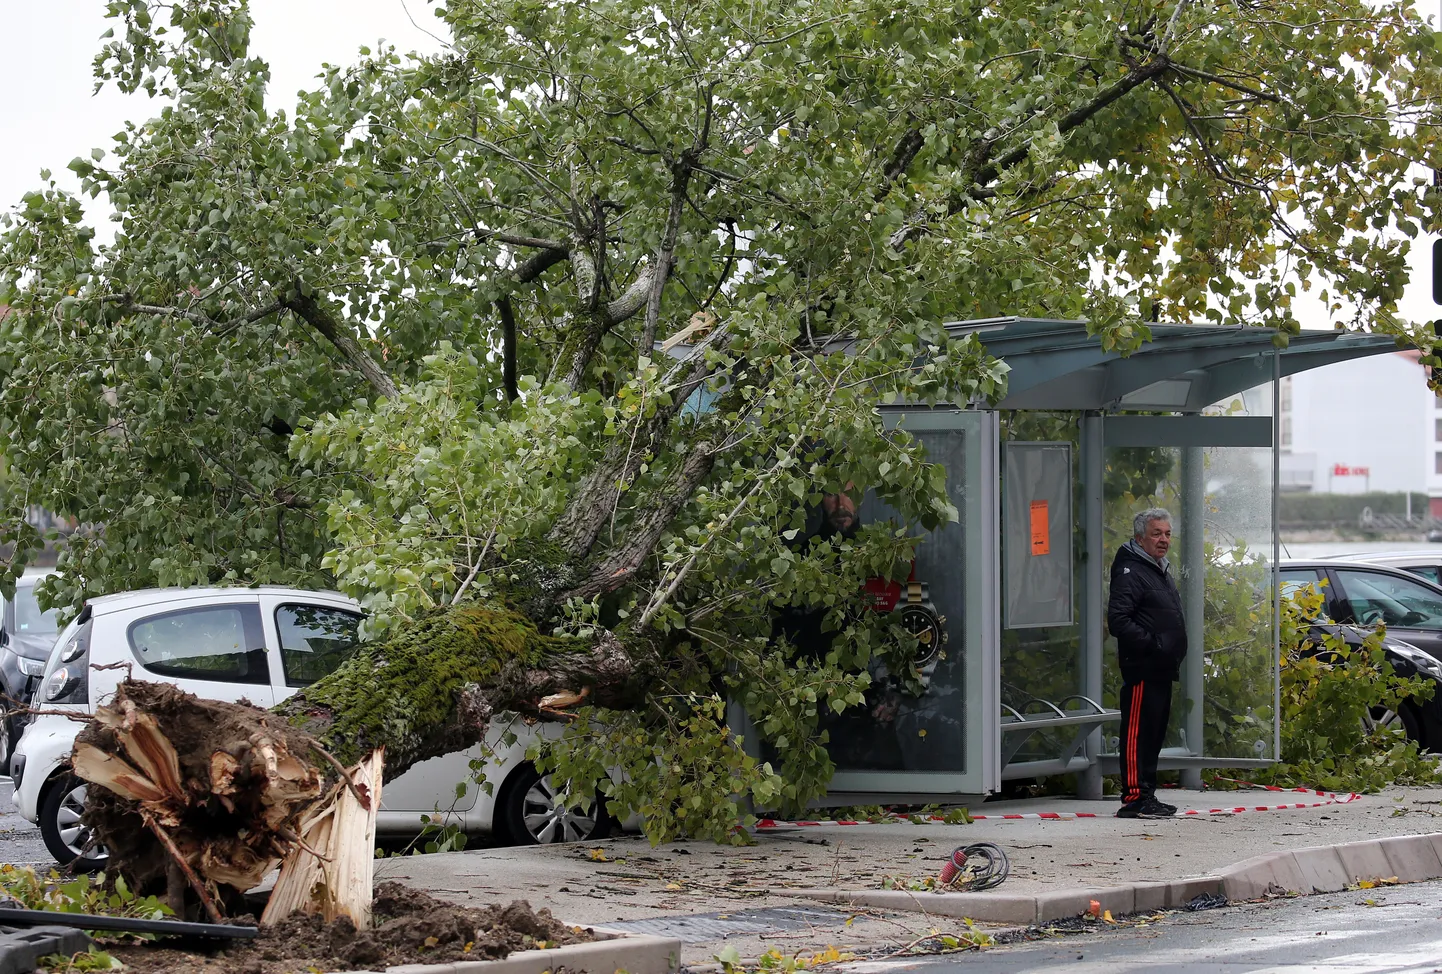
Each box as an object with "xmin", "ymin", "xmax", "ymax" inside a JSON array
[{"xmin": 1286, "ymin": 352, "xmax": 1429, "ymax": 495}]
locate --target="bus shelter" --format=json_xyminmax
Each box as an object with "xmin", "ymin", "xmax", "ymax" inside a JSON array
[{"xmin": 777, "ymin": 317, "xmax": 1401, "ymax": 803}]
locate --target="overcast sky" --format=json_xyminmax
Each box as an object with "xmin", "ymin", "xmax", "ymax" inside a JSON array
[
  {"xmin": 0, "ymin": 2, "xmax": 1436, "ymax": 329},
  {"xmin": 0, "ymin": 0, "xmax": 446, "ymax": 216}
]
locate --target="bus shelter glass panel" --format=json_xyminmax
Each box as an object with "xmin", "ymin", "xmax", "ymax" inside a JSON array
[
  {"xmin": 824, "ymin": 410, "xmax": 994, "ymax": 795},
  {"xmin": 998, "ymin": 412, "xmax": 1085, "ymax": 766},
  {"xmin": 1196, "ymin": 389, "xmax": 1279, "ymax": 762},
  {"xmin": 1100, "ymin": 394, "xmax": 1279, "ymax": 764}
]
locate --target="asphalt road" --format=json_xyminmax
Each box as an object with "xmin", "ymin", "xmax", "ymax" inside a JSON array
[
  {"xmin": 845, "ymin": 883, "xmax": 1442, "ymax": 973},
  {"xmin": 0, "ymin": 777, "xmax": 61, "ymax": 869}
]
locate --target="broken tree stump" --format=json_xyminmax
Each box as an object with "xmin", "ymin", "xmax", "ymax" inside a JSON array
[
  {"xmin": 260, "ymin": 748, "xmax": 383, "ymax": 928},
  {"xmin": 72, "ymin": 681, "xmax": 327, "ymax": 900}
]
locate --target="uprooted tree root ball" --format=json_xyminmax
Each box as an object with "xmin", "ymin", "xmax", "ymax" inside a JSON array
[
  {"xmin": 106, "ymin": 883, "xmax": 597, "ymax": 974},
  {"xmin": 74, "ymin": 680, "xmax": 331, "ymax": 899},
  {"xmin": 72, "ymin": 603, "xmax": 648, "ymax": 914}
]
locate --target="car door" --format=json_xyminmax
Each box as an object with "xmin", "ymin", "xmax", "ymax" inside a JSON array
[
  {"xmin": 261, "ymin": 598, "xmax": 364, "ymax": 695},
  {"xmin": 1277, "ymin": 567, "xmax": 1347, "ymax": 653},
  {"xmin": 1326, "ymin": 567, "xmax": 1442, "ymax": 661}
]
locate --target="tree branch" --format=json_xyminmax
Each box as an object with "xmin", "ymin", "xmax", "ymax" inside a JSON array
[
  {"xmin": 548, "ymin": 340, "xmax": 716, "ymax": 559},
  {"xmin": 475, "ymin": 229, "xmax": 568, "ymax": 251},
  {"xmin": 514, "ymin": 247, "xmax": 569, "ymax": 284},
  {"xmin": 892, "ymin": 54, "xmax": 1173, "ymax": 248},
  {"xmin": 1167, "ymin": 61, "xmax": 1283, "ymax": 105},
  {"xmin": 1159, "ymin": 0, "xmax": 1193, "ymax": 53},
  {"xmin": 497, "ymin": 295, "xmax": 520, "ymax": 402},
  {"xmin": 641, "ymin": 158, "xmax": 695, "ymax": 354},
  {"xmin": 1158, "ymin": 77, "xmax": 1269, "ymax": 193},
  {"xmin": 105, "ymin": 296, "xmax": 285, "ymax": 337},
  {"xmin": 562, "ymin": 441, "xmax": 717, "ymax": 603},
  {"xmin": 876, "ymin": 129, "xmax": 925, "ymax": 201},
  {"xmin": 605, "ymin": 261, "xmax": 659, "ymax": 327},
  {"xmin": 281, "ymin": 290, "xmax": 398, "ymax": 400},
  {"xmin": 975, "ymin": 57, "xmax": 1173, "ymax": 187}
]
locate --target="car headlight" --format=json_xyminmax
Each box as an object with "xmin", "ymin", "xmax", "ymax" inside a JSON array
[
  {"xmin": 1389, "ymin": 639, "xmax": 1442, "ymax": 680},
  {"xmin": 15, "ymin": 657, "xmax": 45, "ymax": 678}
]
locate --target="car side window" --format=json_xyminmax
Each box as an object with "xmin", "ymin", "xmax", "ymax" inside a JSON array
[
  {"xmin": 1401, "ymin": 565, "xmax": 1442, "ymax": 585},
  {"xmin": 1278, "ymin": 568, "xmax": 1322, "ymax": 594},
  {"xmin": 1332, "ymin": 569, "xmax": 1442, "ymax": 631},
  {"xmin": 1278, "ymin": 569, "xmax": 1330, "ymax": 619},
  {"xmin": 275, "ymin": 604, "xmax": 362, "ymax": 687},
  {"xmin": 128, "ymin": 604, "xmax": 268, "ymax": 684}
]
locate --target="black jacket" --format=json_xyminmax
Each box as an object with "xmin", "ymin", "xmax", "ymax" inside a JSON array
[{"xmin": 1107, "ymin": 544, "xmax": 1187, "ymax": 682}]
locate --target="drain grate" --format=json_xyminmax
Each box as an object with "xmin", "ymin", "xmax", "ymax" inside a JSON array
[{"xmin": 603, "ymin": 906, "xmax": 852, "ymax": 941}]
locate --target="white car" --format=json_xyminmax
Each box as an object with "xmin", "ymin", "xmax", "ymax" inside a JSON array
[{"xmin": 11, "ymin": 586, "xmax": 611, "ymax": 870}]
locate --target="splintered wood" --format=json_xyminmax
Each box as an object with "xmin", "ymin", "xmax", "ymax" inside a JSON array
[
  {"xmin": 261, "ymin": 748, "xmax": 383, "ymax": 928},
  {"xmin": 69, "ymin": 680, "xmax": 376, "ymax": 923}
]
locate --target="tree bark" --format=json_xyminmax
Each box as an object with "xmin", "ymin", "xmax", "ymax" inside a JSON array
[{"xmin": 282, "ymin": 290, "xmax": 399, "ymax": 400}]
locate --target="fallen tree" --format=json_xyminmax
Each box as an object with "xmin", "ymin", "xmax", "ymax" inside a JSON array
[
  {"xmin": 5, "ymin": 0, "xmax": 1442, "ymax": 920},
  {"xmin": 69, "ymin": 604, "xmax": 657, "ymax": 918}
]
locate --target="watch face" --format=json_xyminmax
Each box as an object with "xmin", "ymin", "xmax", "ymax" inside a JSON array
[{"xmin": 898, "ymin": 604, "xmax": 945, "ymax": 668}]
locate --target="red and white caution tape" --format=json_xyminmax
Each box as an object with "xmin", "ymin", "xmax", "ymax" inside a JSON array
[{"xmin": 752, "ymin": 780, "xmax": 1360, "ymax": 829}]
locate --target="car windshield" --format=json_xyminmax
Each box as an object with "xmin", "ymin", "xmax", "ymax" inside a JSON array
[{"xmin": 14, "ymin": 586, "xmax": 59, "ymax": 635}]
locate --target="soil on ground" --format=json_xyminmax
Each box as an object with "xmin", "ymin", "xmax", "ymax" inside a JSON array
[{"xmin": 103, "ymin": 882, "xmax": 597, "ymax": 974}]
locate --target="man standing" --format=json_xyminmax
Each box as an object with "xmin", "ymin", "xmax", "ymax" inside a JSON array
[{"xmin": 1107, "ymin": 508, "xmax": 1187, "ymax": 819}]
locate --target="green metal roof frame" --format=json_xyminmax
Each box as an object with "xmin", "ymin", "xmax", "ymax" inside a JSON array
[{"xmin": 945, "ymin": 317, "xmax": 1402, "ymax": 411}]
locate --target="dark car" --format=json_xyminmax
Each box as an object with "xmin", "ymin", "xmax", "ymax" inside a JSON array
[
  {"xmin": 1280, "ymin": 559, "xmax": 1442, "ymax": 749},
  {"xmin": 0, "ymin": 575, "xmax": 60, "ymax": 769}
]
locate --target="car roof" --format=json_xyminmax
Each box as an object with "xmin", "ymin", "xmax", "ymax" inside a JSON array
[
  {"xmin": 85, "ymin": 586, "xmax": 360, "ymax": 616},
  {"xmin": 1279, "ymin": 557, "xmax": 1442, "ymax": 584},
  {"xmin": 1281, "ymin": 557, "xmax": 1417, "ymax": 572},
  {"xmin": 1320, "ymin": 550, "xmax": 1442, "ymax": 565}
]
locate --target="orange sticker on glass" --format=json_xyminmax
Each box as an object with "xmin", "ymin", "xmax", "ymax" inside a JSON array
[{"xmin": 1029, "ymin": 500, "xmax": 1050, "ymax": 556}]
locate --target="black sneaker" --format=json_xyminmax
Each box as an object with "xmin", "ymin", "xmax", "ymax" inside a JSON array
[
  {"xmin": 1116, "ymin": 800, "xmax": 1145, "ymax": 818},
  {"xmin": 1136, "ymin": 797, "xmax": 1176, "ymax": 818}
]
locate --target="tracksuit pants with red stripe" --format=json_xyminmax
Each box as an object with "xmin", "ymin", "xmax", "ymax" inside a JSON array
[{"xmin": 1119, "ymin": 678, "xmax": 1173, "ymax": 804}]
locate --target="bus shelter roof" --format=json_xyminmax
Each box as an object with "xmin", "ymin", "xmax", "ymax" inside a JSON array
[{"xmin": 945, "ymin": 317, "xmax": 1401, "ymax": 411}]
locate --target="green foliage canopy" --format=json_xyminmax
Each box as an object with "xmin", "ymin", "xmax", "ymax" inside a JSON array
[{"xmin": 3, "ymin": 0, "xmax": 1442, "ymax": 835}]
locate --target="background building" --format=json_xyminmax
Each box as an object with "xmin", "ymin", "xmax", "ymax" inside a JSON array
[{"xmin": 1280, "ymin": 351, "xmax": 1435, "ymax": 509}]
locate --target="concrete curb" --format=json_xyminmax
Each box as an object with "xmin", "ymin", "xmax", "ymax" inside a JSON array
[
  {"xmin": 790, "ymin": 831, "xmax": 1442, "ymax": 925},
  {"xmin": 339, "ymin": 925, "xmax": 683, "ymax": 974}
]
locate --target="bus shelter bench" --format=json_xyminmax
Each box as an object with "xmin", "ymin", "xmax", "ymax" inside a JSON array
[{"xmin": 999, "ymin": 695, "xmax": 1122, "ymax": 767}]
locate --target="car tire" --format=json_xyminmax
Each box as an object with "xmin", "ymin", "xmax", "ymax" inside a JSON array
[
  {"xmin": 39, "ymin": 775, "xmax": 108, "ymax": 872},
  {"xmin": 497, "ymin": 763, "xmax": 612, "ymax": 845},
  {"xmin": 0, "ymin": 714, "xmax": 11, "ymax": 778},
  {"xmin": 1411, "ymin": 694, "xmax": 1442, "ymax": 753},
  {"xmin": 1365, "ymin": 702, "xmax": 1425, "ymax": 748}
]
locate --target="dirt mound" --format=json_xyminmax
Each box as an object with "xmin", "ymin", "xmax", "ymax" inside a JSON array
[{"xmin": 107, "ymin": 882, "xmax": 596, "ymax": 974}]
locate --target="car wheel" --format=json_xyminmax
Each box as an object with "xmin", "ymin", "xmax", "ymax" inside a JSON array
[
  {"xmin": 1364, "ymin": 703, "xmax": 1423, "ymax": 747},
  {"xmin": 39, "ymin": 775, "xmax": 108, "ymax": 872},
  {"xmin": 498, "ymin": 763, "xmax": 611, "ymax": 845},
  {"xmin": 1410, "ymin": 694, "xmax": 1442, "ymax": 752}
]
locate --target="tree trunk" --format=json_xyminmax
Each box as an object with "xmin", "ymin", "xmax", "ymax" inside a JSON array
[{"xmin": 72, "ymin": 602, "xmax": 654, "ymax": 916}]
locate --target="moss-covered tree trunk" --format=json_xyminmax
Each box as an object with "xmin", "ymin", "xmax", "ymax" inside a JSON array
[{"xmin": 276, "ymin": 603, "xmax": 655, "ymax": 778}]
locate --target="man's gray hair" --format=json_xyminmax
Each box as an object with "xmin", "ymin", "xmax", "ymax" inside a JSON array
[{"xmin": 1133, "ymin": 507, "xmax": 1172, "ymax": 538}]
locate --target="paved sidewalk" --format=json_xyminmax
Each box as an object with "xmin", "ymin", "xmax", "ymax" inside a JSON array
[{"xmin": 374, "ymin": 786, "xmax": 1442, "ymax": 965}]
